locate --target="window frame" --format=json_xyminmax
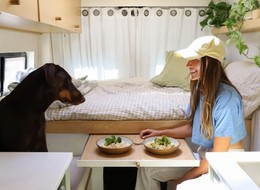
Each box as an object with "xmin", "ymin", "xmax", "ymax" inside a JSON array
[{"xmin": 0, "ymin": 52, "xmax": 27, "ymax": 95}]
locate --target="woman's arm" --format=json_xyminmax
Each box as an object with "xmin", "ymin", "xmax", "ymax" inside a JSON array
[
  {"xmin": 175, "ymin": 136, "xmax": 231, "ymax": 184},
  {"xmin": 140, "ymin": 122, "xmax": 192, "ymax": 139}
]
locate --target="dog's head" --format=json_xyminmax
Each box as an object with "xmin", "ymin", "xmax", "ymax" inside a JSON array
[{"xmin": 43, "ymin": 63, "xmax": 85, "ymax": 105}]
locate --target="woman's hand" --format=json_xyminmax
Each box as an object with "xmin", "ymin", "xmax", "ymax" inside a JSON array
[
  {"xmin": 140, "ymin": 129, "xmax": 161, "ymax": 139},
  {"xmin": 140, "ymin": 123, "xmax": 192, "ymax": 140},
  {"xmin": 173, "ymin": 178, "xmax": 183, "ymax": 186}
]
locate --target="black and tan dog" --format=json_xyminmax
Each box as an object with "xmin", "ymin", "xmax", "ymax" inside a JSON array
[{"xmin": 0, "ymin": 63, "xmax": 85, "ymax": 152}]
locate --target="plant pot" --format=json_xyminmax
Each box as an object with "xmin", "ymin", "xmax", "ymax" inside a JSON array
[{"xmin": 252, "ymin": 8, "xmax": 260, "ymax": 19}]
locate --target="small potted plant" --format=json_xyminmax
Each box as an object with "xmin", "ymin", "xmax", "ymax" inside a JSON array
[{"xmin": 200, "ymin": 1, "xmax": 231, "ymax": 30}]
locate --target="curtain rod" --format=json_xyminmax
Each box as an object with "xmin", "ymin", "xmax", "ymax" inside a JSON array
[{"xmin": 81, "ymin": 6, "xmax": 208, "ymax": 9}]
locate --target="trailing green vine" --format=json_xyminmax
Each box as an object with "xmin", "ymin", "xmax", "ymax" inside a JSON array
[
  {"xmin": 200, "ymin": 0, "xmax": 260, "ymax": 67},
  {"xmin": 224, "ymin": 0, "xmax": 260, "ymax": 66}
]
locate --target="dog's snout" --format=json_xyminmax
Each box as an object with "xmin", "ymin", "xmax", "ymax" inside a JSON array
[
  {"xmin": 72, "ymin": 91, "xmax": 85, "ymax": 105},
  {"xmin": 79, "ymin": 95, "xmax": 85, "ymax": 103},
  {"xmin": 58, "ymin": 89, "xmax": 85, "ymax": 105}
]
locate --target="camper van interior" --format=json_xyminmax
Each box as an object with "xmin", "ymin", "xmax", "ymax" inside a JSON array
[{"xmin": 0, "ymin": 0, "xmax": 260, "ymax": 189}]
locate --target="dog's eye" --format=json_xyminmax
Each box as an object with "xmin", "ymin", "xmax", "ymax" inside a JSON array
[
  {"xmin": 59, "ymin": 80, "xmax": 68, "ymax": 88},
  {"xmin": 61, "ymin": 97, "xmax": 70, "ymax": 103}
]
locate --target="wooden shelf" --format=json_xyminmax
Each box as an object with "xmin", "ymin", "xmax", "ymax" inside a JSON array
[{"xmin": 212, "ymin": 17, "xmax": 260, "ymax": 34}]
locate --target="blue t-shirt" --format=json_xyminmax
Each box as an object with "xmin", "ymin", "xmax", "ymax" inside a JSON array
[{"xmin": 189, "ymin": 83, "xmax": 247, "ymax": 148}]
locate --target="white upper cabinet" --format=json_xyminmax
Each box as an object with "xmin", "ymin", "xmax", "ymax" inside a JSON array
[
  {"xmin": 0, "ymin": 0, "xmax": 38, "ymax": 21},
  {"xmin": 38, "ymin": 0, "xmax": 81, "ymax": 32},
  {"xmin": 0, "ymin": 0, "xmax": 81, "ymax": 33}
]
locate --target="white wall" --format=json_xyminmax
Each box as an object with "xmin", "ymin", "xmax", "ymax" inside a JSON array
[{"xmin": 0, "ymin": 28, "xmax": 40, "ymax": 68}]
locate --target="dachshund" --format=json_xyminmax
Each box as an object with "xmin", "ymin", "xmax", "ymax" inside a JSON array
[{"xmin": 0, "ymin": 63, "xmax": 85, "ymax": 152}]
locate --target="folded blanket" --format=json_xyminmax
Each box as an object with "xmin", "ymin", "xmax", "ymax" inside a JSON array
[
  {"xmin": 0, "ymin": 96, "xmax": 5, "ymax": 101},
  {"xmin": 16, "ymin": 68, "xmax": 35, "ymax": 82}
]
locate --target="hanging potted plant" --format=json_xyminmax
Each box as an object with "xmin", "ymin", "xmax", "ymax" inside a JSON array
[
  {"xmin": 200, "ymin": 1, "xmax": 231, "ymax": 30},
  {"xmin": 224, "ymin": 0, "xmax": 260, "ymax": 66}
]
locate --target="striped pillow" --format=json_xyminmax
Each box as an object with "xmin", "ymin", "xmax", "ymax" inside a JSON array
[{"xmin": 225, "ymin": 61, "xmax": 260, "ymax": 118}]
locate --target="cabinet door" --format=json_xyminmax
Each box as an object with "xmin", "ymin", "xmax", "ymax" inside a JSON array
[
  {"xmin": 39, "ymin": 0, "xmax": 81, "ymax": 32},
  {"xmin": 0, "ymin": 0, "xmax": 38, "ymax": 21}
]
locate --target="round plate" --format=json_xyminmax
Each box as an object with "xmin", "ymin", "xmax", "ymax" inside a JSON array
[
  {"xmin": 144, "ymin": 136, "xmax": 180, "ymax": 155},
  {"xmin": 96, "ymin": 136, "xmax": 133, "ymax": 154}
]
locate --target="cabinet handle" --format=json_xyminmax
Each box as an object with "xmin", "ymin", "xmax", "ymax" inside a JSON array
[
  {"xmin": 75, "ymin": 25, "xmax": 80, "ymax": 28},
  {"xmin": 10, "ymin": 0, "xmax": 20, "ymax": 5},
  {"xmin": 55, "ymin": 17, "xmax": 62, "ymax": 21}
]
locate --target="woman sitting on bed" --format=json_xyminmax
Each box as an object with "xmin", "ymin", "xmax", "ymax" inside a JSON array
[{"xmin": 135, "ymin": 36, "xmax": 247, "ymax": 190}]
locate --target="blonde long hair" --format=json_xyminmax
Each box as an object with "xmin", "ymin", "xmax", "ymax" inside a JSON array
[{"xmin": 187, "ymin": 56, "xmax": 241, "ymax": 139}]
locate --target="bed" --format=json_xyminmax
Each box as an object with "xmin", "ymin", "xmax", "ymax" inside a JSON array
[
  {"xmin": 45, "ymin": 51, "xmax": 191, "ymax": 134},
  {"xmin": 45, "ymin": 77, "xmax": 190, "ymax": 134}
]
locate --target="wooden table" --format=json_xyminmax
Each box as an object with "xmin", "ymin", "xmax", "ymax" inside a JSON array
[
  {"xmin": 0, "ymin": 152, "xmax": 72, "ymax": 190},
  {"xmin": 77, "ymin": 135, "xmax": 199, "ymax": 168}
]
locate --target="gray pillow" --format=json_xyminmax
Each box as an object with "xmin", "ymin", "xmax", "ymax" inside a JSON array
[{"xmin": 225, "ymin": 61, "xmax": 260, "ymax": 118}]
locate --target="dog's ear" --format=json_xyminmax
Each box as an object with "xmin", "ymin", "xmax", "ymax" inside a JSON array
[{"xmin": 43, "ymin": 63, "xmax": 58, "ymax": 85}]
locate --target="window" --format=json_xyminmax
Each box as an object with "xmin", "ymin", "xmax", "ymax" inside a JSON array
[{"xmin": 0, "ymin": 52, "xmax": 27, "ymax": 95}]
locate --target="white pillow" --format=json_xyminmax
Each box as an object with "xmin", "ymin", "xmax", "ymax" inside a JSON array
[{"xmin": 225, "ymin": 61, "xmax": 260, "ymax": 118}]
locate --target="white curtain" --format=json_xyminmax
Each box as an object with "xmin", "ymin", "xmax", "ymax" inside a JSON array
[{"xmin": 40, "ymin": 7, "xmax": 210, "ymax": 80}]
